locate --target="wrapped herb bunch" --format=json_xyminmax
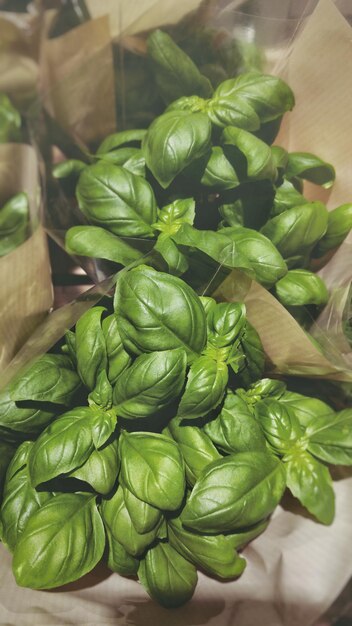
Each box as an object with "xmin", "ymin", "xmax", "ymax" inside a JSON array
[{"xmin": 1, "ymin": 265, "xmax": 351, "ymax": 608}]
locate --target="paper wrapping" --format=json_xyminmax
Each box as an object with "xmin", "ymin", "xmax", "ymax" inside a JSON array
[{"xmin": 0, "ymin": 144, "xmax": 53, "ymax": 371}]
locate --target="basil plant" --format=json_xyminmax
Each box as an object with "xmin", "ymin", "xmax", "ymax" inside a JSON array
[{"xmin": 1, "ymin": 265, "xmax": 351, "ymax": 608}]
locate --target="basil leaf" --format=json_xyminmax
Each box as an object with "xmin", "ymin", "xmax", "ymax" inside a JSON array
[
  {"xmin": 306, "ymin": 409, "xmax": 352, "ymax": 465},
  {"xmin": 106, "ymin": 528, "xmax": 139, "ymax": 576},
  {"xmin": 261, "ymin": 202, "xmax": 329, "ymax": 265},
  {"xmin": 227, "ymin": 519, "xmax": 269, "ymax": 550},
  {"xmin": 207, "ymin": 91, "xmax": 260, "ymax": 130},
  {"xmin": 0, "ymin": 441, "xmax": 16, "ymax": 496},
  {"xmin": 95, "ymin": 147, "xmax": 140, "ymax": 166},
  {"xmin": 168, "ymin": 515, "xmax": 246, "ymax": 579},
  {"xmin": 255, "ymin": 399, "xmax": 303, "ymax": 455},
  {"xmin": 70, "ymin": 438, "xmax": 120, "ymax": 495},
  {"xmin": 271, "ymin": 146, "xmax": 289, "ymax": 173},
  {"xmin": 222, "ymin": 127, "xmax": 276, "ymax": 181},
  {"xmin": 123, "ymin": 151, "xmax": 146, "ymax": 177},
  {"xmin": 138, "ymin": 541, "xmax": 197, "ymax": 608},
  {"xmin": 156, "ymin": 198, "xmax": 195, "ymax": 231},
  {"xmin": 314, "ymin": 203, "xmax": 352, "ymax": 257},
  {"xmin": 119, "ymin": 431, "xmax": 185, "ymax": 511},
  {"xmin": 76, "ymin": 162, "xmax": 157, "ymax": 236},
  {"xmin": 88, "ymin": 370, "xmax": 113, "ymax": 410},
  {"xmin": 166, "ymin": 420, "xmax": 221, "ymax": 485},
  {"xmin": 284, "ymin": 449, "xmax": 334, "ymax": 524},
  {"xmin": 200, "ymin": 146, "xmax": 241, "ymax": 189},
  {"xmin": 114, "ymin": 265, "xmax": 207, "ymax": 360},
  {"xmin": 212, "ymin": 73, "xmax": 294, "ymax": 124},
  {"xmin": 0, "ymin": 193, "xmax": 28, "ymax": 256},
  {"xmin": 154, "ymin": 234, "xmax": 189, "ymax": 276},
  {"xmin": 62, "ymin": 329, "xmax": 76, "ymax": 365},
  {"xmin": 286, "ymin": 152, "xmax": 335, "ymax": 188},
  {"xmin": 12, "ymin": 493, "xmax": 105, "ymax": 589},
  {"xmin": 113, "ymin": 349, "xmax": 187, "ymax": 419},
  {"xmin": 219, "ymin": 226, "xmax": 287, "ymax": 287},
  {"xmin": 10, "ymin": 355, "xmax": 81, "ymax": 406},
  {"xmin": 183, "ymin": 452, "xmax": 286, "ymax": 533},
  {"xmin": 52, "ymin": 159, "xmax": 86, "ymax": 179},
  {"xmin": 147, "ymin": 29, "xmax": 213, "ymax": 103},
  {"xmin": 207, "ymin": 302, "xmax": 246, "ymax": 348},
  {"xmin": 237, "ymin": 321, "xmax": 265, "ymax": 385},
  {"xmin": 0, "ymin": 94, "xmax": 21, "ymax": 142},
  {"xmin": 28, "ymin": 407, "xmax": 116, "ymax": 488},
  {"xmin": 65, "ymin": 226, "xmax": 145, "ymax": 265},
  {"xmin": 272, "ymin": 179, "xmax": 307, "ymax": 216},
  {"xmin": 75, "ymin": 307, "xmax": 107, "ymax": 390},
  {"xmin": 102, "ymin": 314, "xmax": 132, "ymax": 385},
  {"xmin": 96, "ymin": 129, "xmax": 147, "ymax": 154},
  {"xmin": 0, "ymin": 388, "xmax": 57, "ymax": 437},
  {"xmin": 246, "ymin": 378, "xmax": 287, "ymax": 402},
  {"xmin": 204, "ymin": 391, "xmax": 266, "ymax": 454},
  {"xmin": 101, "ymin": 486, "xmax": 161, "ymax": 557},
  {"xmin": 0, "ymin": 442, "xmax": 53, "ymax": 552},
  {"xmin": 142, "ymin": 110, "xmax": 212, "ymax": 188},
  {"xmin": 177, "ymin": 356, "xmax": 228, "ymax": 420},
  {"xmin": 279, "ymin": 391, "xmax": 334, "ymax": 429},
  {"xmin": 275, "ymin": 270, "xmax": 329, "ymax": 306},
  {"xmin": 219, "ymin": 179, "xmax": 275, "ymax": 230},
  {"xmin": 122, "ymin": 484, "xmax": 162, "ymax": 534}
]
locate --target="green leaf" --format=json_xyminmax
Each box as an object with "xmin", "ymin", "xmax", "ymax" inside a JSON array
[
  {"xmin": 75, "ymin": 307, "xmax": 107, "ymax": 390},
  {"xmin": 102, "ymin": 314, "xmax": 132, "ymax": 385},
  {"xmin": 284, "ymin": 449, "xmax": 335, "ymax": 524},
  {"xmin": 0, "ymin": 441, "xmax": 16, "ymax": 495},
  {"xmin": 155, "ymin": 198, "xmax": 195, "ymax": 232},
  {"xmin": 261, "ymin": 202, "xmax": 329, "ymax": 266},
  {"xmin": 207, "ymin": 301, "xmax": 246, "ymax": 348},
  {"xmin": 168, "ymin": 515, "xmax": 246, "ymax": 579},
  {"xmin": 227, "ymin": 519, "xmax": 269, "ymax": 550},
  {"xmin": 222, "ymin": 127, "xmax": 277, "ymax": 181},
  {"xmin": 275, "ymin": 270, "xmax": 329, "ymax": 306},
  {"xmin": 237, "ymin": 321, "xmax": 265, "ymax": 385},
  {"xmin": 200, "ymin": 146, "xmax": 241, "ymax": 189},
  {"xmin": 272, "ymin": 179, "xmax": 307, "ymax": 216},
  {"xmin": 65, "ymin": 226, "xmax": 145, "ymax": 265},
  {"xmin": 96, "ymin": 129, "xmax": 147, "ymax": 154},
  {"xmin": 119, "ymin": 431, "xmax": 185, "ymax": 511},
  {"xmin": 211, "ymin": 73, "xmax": 294, "ymax": 124},
  {"xmin": 154, "ymin": 235, "xmax": 189, "ymax": 276},
  {"xmin": 177, "ymin": 356, "xmax": 228, "ymax": 420},
  {"xmin": 114, "ymin": 265, "xmax": 207, "ymax": 360},
  {"xmin": 10, "ymin": 355, "xmax": 81, "ymax": 406},
  {"xmin": 271, "ymin": 146, "xmax": 289, "ymax": 172},
  {"xmin": 70, "ymin": 438, "xmax": 120, "ymax": 495},
  {"xmin": 0, "ymin": 193, "xmax": 28, "ymax": 256},
  {"xmin": 286, "ymin": 152, "xmax": 335, "ymax": 188},
  {"xmin": 0, "ymin": 94, "xmax": 21, "ymax": 142},
  {"xmin": 166, "ymin": 419, "xmax": 221, "ymax": 485},
  {"xmin": 28, "ymin": 407, "xmax": 116, "ymax": 487},
  {"xmin": 147, "ymin": 29, "xmax": 213, "ymax": 104},
  {"xmin": 113, "ymin": 349, "xmax": 187, "ymax": 419},
  {"xmin": 122, "ymin": 484, "xmax": 162, "ymax": 534},
  {"xmin": 279, "ymin": 391, "xmax": 334, "ymax": 429},
  {"xmin": 204, "ymin": 391, "xmax": 266, "ymax": 454},
  {"xmin": 219, "ymin": 226, "xmax": 287, "ymax": 287},
  {"xmin": 306, "ymin": 409, "xmax": 352, "ymax": 465},
  {"xmin": 52, "ymin": 159, "xmax": 86, "ymax": 180},
  {"xmin": 314, "ymin": 203, "xmax": 352, "ymax": 257},
  {"xmin": 88, "ymin": 370, "xmax": 113, "ymax": 410},
  {"xmin": 0, "ymin": 442, "xmax": 53, "ymax": 552},
  {"xmin": 106, "ymin": 528, "xmax": 139, "ymax": 576},
  {"xmin": 123, "ymin": 151, "xmax": 146, "ymax": 177},
  {"xmin": 12, "ymin": 494, "xmax": 105, "ymax": 589},
  {"xmin": 245, "ymin": 378, "xmax": 286, "ymax": 402},
  {"xmin": 138, "ymin": 541, "xmax": 197, "ymax": 608},
  {"xmin": 94, "ymin": 147, "xmax": 140, "ymax": 166},
  {"xmin": 142, "ymin": 110, "xmax": 212, "ymax": 188},
  {"xmin": 76, "ymin": 162, "xmax": 158, "ymax": 236},
  {"xmin": 182, "ymin": 452, "xmax": 286, "ymax": 533},
  {"xmin": 206, "ymin": 90, "xmax": 260, "ymax": 130},
  {"xmin": 101, "ymin": 485, "xmax": 161, "ymax": 557},
  {"xmin": 0, "ymin": 388, "xmax": 57, "ymax": 437},
  {"xmin": 255, "ymin": 399, "xmax": 303, "ymax": 455}
]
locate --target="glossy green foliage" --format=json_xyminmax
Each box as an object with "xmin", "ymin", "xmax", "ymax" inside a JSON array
[
  {"xmin": 106, "ymin": 529, "xmax": 139, "ymax": 577},
  {"xmin": 236, "ymin": 321, "xmax": 265, "ymax": 386},
  {"xmin": 204, "ymin": 391, "xmax": 266, "ymax": 454},
  {"xmin": 306, "ymin": 409, "xmax": 352, "ymax": 465},
  {"xmin": 12, "ymin": 494, "xmax": 105, "ymax": 589},
  {"xmin": 272, "ymin": 179, "xmax": 307, "ymax": 216},
  {"xmin": 114, "ymin": 265, "xmax": 207, "ymax": 359},
  {"xmin": 53, "ymin": 159, "xmax": 86, "ymax": 180},
  {"xmin": 0, "ymin": 441, "xmax": 16, "ymax": 495},
  {"xmin": 0, "ymin": 442, "xmax": 53, "ymax": 552},
  {"xmin": 168, "ymin": 515, "xmax": 246, "ymax": 579},
  {"xmin": 222, "ymin": 126, "xmax": 277, "ymax": 181},
  {"xmin": 255, "ymin": 399, "xmax": 303, "ymax": 454},
  {"xmin": 0, "ymin": 387, "xmax": 57, "ymax": 440},
  {"xmin": 88, "ymin": 370, "xmax": 113, "ymax": 410},
  {"xmin": 279, "ymin": 391, "xmax": 334, "ymax": 428},
  {"xmin": 119, "ymin": 431, "xmax": 185, "ymax": 511},
  {"xmin": 138, "ymin": 541, "xmax": 198, "ymax": 608},
  {"xmin": 275, "ymin": 270, "xmax": 329, "ymax": 307},
  {"xmin": 286, "ymin": 152, "xmax": 335, "ymax": 188},
  {"xmin": 28, "ymin": 407, "xmax": 116, "ymax": 487},
  {"xmin": 284, "ymin": 449, "xmax": 335, "ymax": 524},
  {"xmin": 0, "ymin": 94, "xmax": 21, "ymax": 142},
  {"xmin": 314, "ymin": 203, "xmax": 352, "ymax": 256},
  {"xmin": 142, "ymin": 110, "xmax": 212, "ymax": 187},
  {"xmin": 147, "ymin": 29, "xmax": 213, "ymax": 104},
  {"xmin": 9, "ymin": 354, "xmax": 81, "ymax": 406},
  {"xmin": 75, "ymin": 307, "xmax": 107, "ymax": 390},
  {"xmin": 0, "ymin": 193, "xmax": 29, "ymax": 257},
  {"xmin": 102, "ymin": 314, "xmax": 132, "ymax": 385},
  {"xmin": 96, "ymin": 129, "xmax": 147, "ymax": 154},
  {"xmin": 207, "ymin": 302, "xmax": 246, "ymax": 348},
  {"xmin": 69, "ymin": 438, "xmax": 120, "ymax": 495},
  {"xmin": 76, "ymin": 162, "xmax": 158, "ymax": 236},
  {"xmin": 113, "ymin": 349, "xmax": 187, "ymax": 419},
  {"xmin": 199, "ymin": 146, "xmax": 240, "ymax": 189},
  {"xmin": 122, "ymin": 484, "xmax": 162, "ymax": 534},
  {"xmin": 177, "ymin": 356, "xmax": 228, "ymax": 420},
  {"xmin": 183, "ymin": 452, "xmax": 286, "ymax": 533},
  {"xmin": 166, "ymin": 420, "xmax": 221, "ymax": 485},
  {"xmin": 245, "ymin": 378, "xmax": 287, "ymax": 402},
  {"xmin": 65, "ymin": 225, "xmax": 145, "ymax": 265}
]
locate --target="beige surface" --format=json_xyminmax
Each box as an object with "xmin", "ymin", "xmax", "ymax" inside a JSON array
[{"xmin": 0, "ymin": 144, "xmax": 53, "ymax": 372}]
